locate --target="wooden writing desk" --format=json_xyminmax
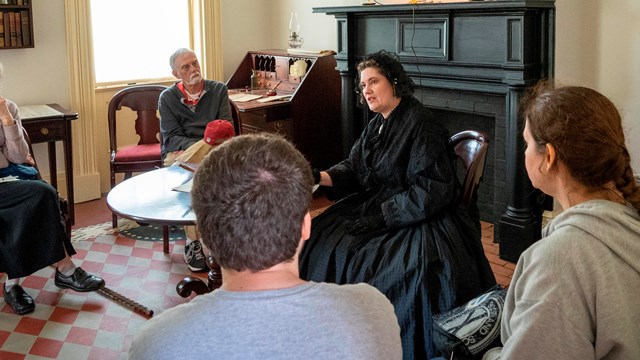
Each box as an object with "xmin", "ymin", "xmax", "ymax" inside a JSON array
[
  {"xmin": 227, "ymin": 49, "xmax": 343, "ymax": 169},
  {"xmin": 19, "ymin": 103, "xmax": 78, "ymax": 224}
]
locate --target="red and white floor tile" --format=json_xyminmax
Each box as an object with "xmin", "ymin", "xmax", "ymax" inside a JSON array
[{"xmin": 1, "ymin": 234, "xmax": 205, "ymax": 360}]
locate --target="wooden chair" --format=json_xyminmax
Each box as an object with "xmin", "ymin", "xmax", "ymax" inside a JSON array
[
  {"xmin": 109, "ymin": 84, "xmax": 166, "ymax": 228},
  {"xmin": 22, "ymin": 127, "xmax": 72, "ymax": 238},
  {"xmin": 229, "ymin": 100, "xmax": 242, "ymax": 135},
  {"xmin": 449, "ymin": 130, "xmax": 490, "ymax": 209}
]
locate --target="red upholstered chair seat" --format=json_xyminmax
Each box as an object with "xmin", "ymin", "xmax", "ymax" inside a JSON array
[{"xmin": 113, "ymin": 143, "xmax": 161, "ymax": 162}]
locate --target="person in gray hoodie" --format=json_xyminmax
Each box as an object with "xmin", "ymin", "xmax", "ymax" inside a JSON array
[{"xmin": 485, "ymin": 82, "xmax": 640, "ymax": 359}]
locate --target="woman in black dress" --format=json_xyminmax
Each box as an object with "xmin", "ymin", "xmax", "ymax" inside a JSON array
[{"xmin": 300, "ymin": 51, "xmax": 496, "ymax": 359}]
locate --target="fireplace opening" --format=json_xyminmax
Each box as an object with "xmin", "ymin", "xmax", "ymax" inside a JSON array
[{"xmin": 415, "ymin": 87, "xmax": 508, "ymax": 235}]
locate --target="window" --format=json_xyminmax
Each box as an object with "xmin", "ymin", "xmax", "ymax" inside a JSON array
[{"xmin": 90, "ymin": 0, "xmax": 190, "ymax": 85}]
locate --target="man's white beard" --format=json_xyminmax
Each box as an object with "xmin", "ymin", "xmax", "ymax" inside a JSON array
[{"xmin": 185, "ymin": 74, "xmax": 202, "ymax": 86}]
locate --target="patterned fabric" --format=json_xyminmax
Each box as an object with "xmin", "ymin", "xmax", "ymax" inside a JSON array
[{"xmin": 433, "ymin": 285, "xmax": 507, "ymax": 359}]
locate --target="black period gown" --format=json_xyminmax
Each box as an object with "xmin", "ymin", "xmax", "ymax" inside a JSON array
[{"xmin": 300, "ymin": 97, "xmax": 496, "ymax": 359}]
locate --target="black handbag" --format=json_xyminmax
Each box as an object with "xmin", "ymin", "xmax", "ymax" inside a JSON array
[{"xmin": 432, "ymin": 285, "xmax": 507, "ymax": 359}]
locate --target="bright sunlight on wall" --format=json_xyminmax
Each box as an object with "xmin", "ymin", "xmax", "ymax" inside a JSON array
[{"xmin": 90, "ymin": 0, "xmax": 189, "ymax": 84}]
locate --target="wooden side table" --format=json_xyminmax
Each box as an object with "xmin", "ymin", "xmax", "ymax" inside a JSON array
[{"xmin": 19, "ymin": 103, "xmax": 78, "ymax": 224}]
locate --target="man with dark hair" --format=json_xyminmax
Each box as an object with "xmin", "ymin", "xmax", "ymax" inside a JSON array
[{"xmin": 130, "ymin": 133, "xmax": 403, "ymax": 359}]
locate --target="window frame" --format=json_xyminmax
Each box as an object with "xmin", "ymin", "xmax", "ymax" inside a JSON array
[{"xmin": 89, "ymin": 0, "xmax": 194, "ymax": 87}]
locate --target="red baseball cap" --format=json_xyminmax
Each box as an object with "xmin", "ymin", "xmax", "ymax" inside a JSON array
[{"xmin": 203, "ymin": 120, "xmax": 235, "ymax": 145}]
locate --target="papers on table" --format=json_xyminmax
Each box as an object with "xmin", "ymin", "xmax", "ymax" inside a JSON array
[
  {"xmin": 18, "ymin": 105, "xmax": 64, "ymax": 120},
  {"xmin": 256, "ymin": 95, "xmax": 291, "ymax": 103},
  {"xmin": 172, "ymin": 178, "xmax": 193, "ymax": 193},
  {"xmin": 229, "ymin": 93, "xmax": 262, "ymax": 102}
]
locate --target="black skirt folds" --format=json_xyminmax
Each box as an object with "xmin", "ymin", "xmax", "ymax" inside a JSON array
[
  {"xmin": 300, "ymin": 98, "xmax": 496, "ymax": 359},
  {"xmin": 300, "ymin": 192, "xmax": 496, "ymax": 359},
  {"xmin": 0, "ymin": 180, "xmax": 75, "ymax": 279}
]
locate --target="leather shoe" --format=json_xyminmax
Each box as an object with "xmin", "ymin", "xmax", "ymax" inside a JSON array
[
  {"xmin": 3, "ymin": 284, "xmax": 35, "ymax": 315},
  {"xmin": 55, "ymin": 267, "xmax": 105, "ymax": 292}
]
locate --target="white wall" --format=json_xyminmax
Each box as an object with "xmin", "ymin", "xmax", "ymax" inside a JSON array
[
  {"xmin": 596, "ymin": 1, "xmax": 640, "ymax": 173},
  {"xmin": 220, "ymin": 1, "xmax": 279, "ymax": 82}
]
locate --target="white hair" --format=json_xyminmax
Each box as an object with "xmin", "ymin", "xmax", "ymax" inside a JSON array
[{"xmin": 169, "ymin": 48, "xmax": 195, "ymax": 71}]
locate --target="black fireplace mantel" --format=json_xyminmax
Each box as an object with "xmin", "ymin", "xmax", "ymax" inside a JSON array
[{"xmin": 315, "ymin": 0, "xmax": 555, "ymax": 262}]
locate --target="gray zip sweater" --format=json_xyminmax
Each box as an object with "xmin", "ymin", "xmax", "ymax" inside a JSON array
[
  {"xmin": 159, "ymin": 80, "xmax": 232, "ymax": 159},
  {"xmin": 500, "ymin": 199, "xmax": 640, "ymax": 359}
]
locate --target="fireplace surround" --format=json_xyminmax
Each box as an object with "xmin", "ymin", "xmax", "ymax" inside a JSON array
[{"xmin": 315, "ymin": 0, "xmax": 555, "ymax": 262}]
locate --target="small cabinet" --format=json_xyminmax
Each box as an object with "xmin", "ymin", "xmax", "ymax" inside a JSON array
[{"xmin": 0, "ymin": 0, "xmax": 33, "ymax": 49}]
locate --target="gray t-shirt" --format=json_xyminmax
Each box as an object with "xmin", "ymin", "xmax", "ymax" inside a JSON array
[{"xmin": 130, "ymin": 281, "xmax": 402, "ymax": 359}]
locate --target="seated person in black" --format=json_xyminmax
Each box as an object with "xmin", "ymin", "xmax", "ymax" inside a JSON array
[{"xmin": 299, "ymin": 50, "xmax": 496, "ymax": 359}]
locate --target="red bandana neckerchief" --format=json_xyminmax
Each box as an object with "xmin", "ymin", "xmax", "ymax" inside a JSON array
[{"xmin": 178, "ymin": 81, "xmax": 204, "ymax": 106}]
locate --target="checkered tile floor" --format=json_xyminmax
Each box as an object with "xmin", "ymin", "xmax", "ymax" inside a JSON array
[{"xmin": 0, "ymin": 234, "xmax": 205, "ymax": 359}]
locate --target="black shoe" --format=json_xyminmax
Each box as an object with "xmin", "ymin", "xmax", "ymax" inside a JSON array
[
  {"xmin": 55, "ymin": 267, "xmax": 105, "ymax": 292},
  {"xmin": 184, "ymin": 240, "xmax": 208, "ymax": 272},
  {"xmin": 3, "ymin": 284, "xmax": 35, "ymax": 315}
]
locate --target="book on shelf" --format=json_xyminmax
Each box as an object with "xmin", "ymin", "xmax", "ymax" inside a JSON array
[
  {"xmin": 2, "ymin": 12, "xmax": 9, "ymax": 47},
  {"xmin": 19, "ymin": 10, "xmax": 27, "ymax": 46},
  {"xmin": 0, "ymin": 14, "xmax": 4, "ymax": 47},
  {"xmin": 13, "ymin": 11, "xmax": 21, "ymax": 47},
  {"xmin": 8, "ymin": 10, "xmax": 16, "ymax": 47}
]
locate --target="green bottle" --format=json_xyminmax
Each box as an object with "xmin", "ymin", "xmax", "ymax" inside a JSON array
[{"xmin": 250, "ymin": 70, "xmax": 258, "ymax": 90}]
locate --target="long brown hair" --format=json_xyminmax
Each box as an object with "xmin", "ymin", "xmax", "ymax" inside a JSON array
[{"xmin": 522, "ymin": 81, "xmax": 640, "ymax": 212}]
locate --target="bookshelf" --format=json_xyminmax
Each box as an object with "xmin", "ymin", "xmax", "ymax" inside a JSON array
[{"xmin": 0, "ymin": 0, "xmax": 33, "ymax": 49}]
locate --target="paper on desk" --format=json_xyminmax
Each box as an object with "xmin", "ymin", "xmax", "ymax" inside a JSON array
[
  {"xmin": 287, "ymin": 48, "xmax": 324, "ymax": 55},
  {"xmin": 256, "ymin": 95, "xmax": 292, "ymax": 103},
  {"xmin": 18, "ymin": 105, "xmax": 63, "ymax": 120},
  {"xmin": 172, "ymin": 178, "xmax": 193, "ymax": 193},
  {"xmin": 229, "ymin": 94, "xmax": 262, "ymax": 102}
]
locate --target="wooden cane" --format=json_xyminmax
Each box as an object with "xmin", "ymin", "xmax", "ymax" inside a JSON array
[{"xmin": 97, "ymin": 287, "xmax": 154, "ymax": 318}]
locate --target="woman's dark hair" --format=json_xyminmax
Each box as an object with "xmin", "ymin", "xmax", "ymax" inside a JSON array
[
  {"xmin": 521, "ymin": 80, "xmax": 640, "ymax": 212},
  {"xmin": 354, "ymin": 50, "xmax": 415, "ymax": 105}
]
